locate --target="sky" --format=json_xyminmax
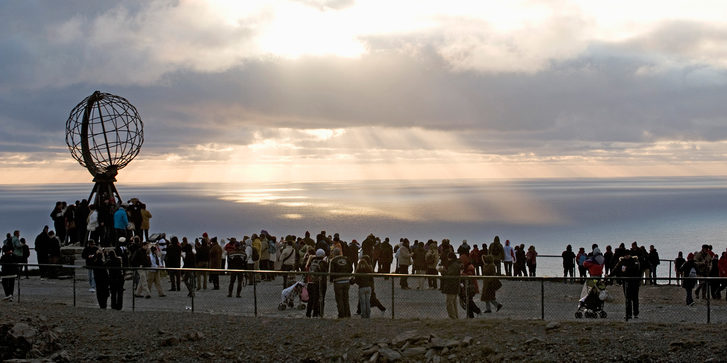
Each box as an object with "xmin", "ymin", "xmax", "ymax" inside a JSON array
[{"xmin": 2, "ymin": 0, "xmax": 727, "ymax": 184}]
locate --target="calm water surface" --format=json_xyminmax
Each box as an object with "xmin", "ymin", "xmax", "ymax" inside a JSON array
[{"xmin": 2, "ymin": 177, "xmax": 727, "ymax": 276}]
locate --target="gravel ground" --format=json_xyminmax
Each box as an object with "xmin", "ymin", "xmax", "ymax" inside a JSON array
[
  {"xmin": 3, "ymin": 273, "xmax": 727, "ymax": 362},
  {"xmin": 1, "ymin": 300, "xmax": 725, "ymax": 362}
]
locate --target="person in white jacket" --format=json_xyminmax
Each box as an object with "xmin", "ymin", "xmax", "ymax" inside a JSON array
[{"xmin": 86, "ymin": 205, "xmax": 99, "ymax": 246}]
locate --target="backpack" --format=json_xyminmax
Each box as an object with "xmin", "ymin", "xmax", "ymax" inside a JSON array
[{"xmin": 252, "ymin": 247, "xmax": 260, "ymax": 262}]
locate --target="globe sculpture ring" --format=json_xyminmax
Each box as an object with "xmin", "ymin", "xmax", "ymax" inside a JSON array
[{"xmin": 65, "ymin": 91, "xmax": 144, "ymax": 180}]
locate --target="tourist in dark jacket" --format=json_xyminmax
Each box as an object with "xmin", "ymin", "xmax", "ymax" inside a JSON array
[
  {"xmin": 1, "ymin": 246, "xmax": 19, "ymax": 301},
  {"xmin": 165, "ymin": 237, "xmax": 182, "ymax": 291},
  {"xmin": 107, "ymin": 250, "xmax": 124, "ymax": 310},
  {"xmin": 680, "ymin": 253, "xmax": 697, "ymax": 306},
  {"xmin": 91, "ymin": 250, "xmax": 110, "ymax": 309},
  {"xmin": 182, "ymin": 242, "xmax": 196, "ymax": 297},
  {"xmin": 35, "ymin": 226, "xmax": 50, "ymax": 279},
  {"xmin": 648, "ymin": 245, "xmax": 660, "ymax": 285},
  {"xmin": 562, "ymin": 245, "xmax": 575, "ymax": 283},
  {"xmin": 439, "ymin": 252, "xmax": 461, "ymax": 319},
  {"xmin": 480, "ymin": 255, "xmax": 503, "ymax": 313}
]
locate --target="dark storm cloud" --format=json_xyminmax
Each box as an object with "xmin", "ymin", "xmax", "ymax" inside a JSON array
[{"xmin": 2, "ymin": 1, "xmax": 727, "ymax": 165}]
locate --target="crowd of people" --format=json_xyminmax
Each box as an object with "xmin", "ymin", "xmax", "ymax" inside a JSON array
[
  {"xmin": 5, "ymin": 206, "xmax": 727, "ymax": 321},
  {"xmin": 50, "ymin": 196, "xmax": 153, "ymax": 248}
]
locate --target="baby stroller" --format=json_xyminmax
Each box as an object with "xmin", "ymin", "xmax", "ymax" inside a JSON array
[
  {"xmin": 278, "ymin": 281, "xmax": 308, "ymax": 311},
  {"xmin": 575, "ymin": 279, "xmax": 608, "ymax": 319}
]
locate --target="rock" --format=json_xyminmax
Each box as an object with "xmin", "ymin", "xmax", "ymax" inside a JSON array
[
  {"xmin": 448, "ymin": 354, "xmax": 457, "ymax": 360},
  {"xmin": 403, "ymin": 347, "xmax": 427, "ymax": 357},
  {"xmin": 362, "ymin": 345, "xmax": 379, "ymax": 355},
  {"xmin": 10, "ymin": 322, "xmax": 38, "ymax": 344},
  {"xmin": 368, "ymin": 352, "xmax": 379, "ymax": 362},
  {"xmin": 431, "ymin": 354, "xmax": 441, "ymax": 363},
  {"xmin": 545, "ymin": 322, "xmax": 560, "ymax": 331},
  {"xmin": 525, "ymin": 337, "xmax": 544, "ymax": 344},
  {"xmin": 462, "ymin": 336, "xmax": 473, "ymax": 346},
  {"xmin": 200, "ymin": 352, "xmax": 215, "ymax": 358},
  {"xmin": 430, "ymin": 338, "xmax": 458, "ymax": 349},
  {"xmin": 393, "ymin": 330, "xmax": 421, "ymax": 346},
  {"xmin": 160, "ymin": 337, "xmax": 179, "ymax": 347},
  {"xmin": 50, "ymin": 350, "xmax": 71, "ymax": 363},
  {"xmin": 378, "ymin": 347, "xmax": 402, "ymax": 361}
]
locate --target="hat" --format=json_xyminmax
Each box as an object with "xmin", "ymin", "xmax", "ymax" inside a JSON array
[
  {"xmin": 203, "ymin": 232, "xmax": 208, "ymax": 238},
  {"xmin": 316, "ymin": 249, "xmax": 325, "ymax": 258},
  {"xmin": 118, "ymin": 237, "xmax": 126, "ymax": 243},
  {"xmin": 687, "ymin": 252, "xmax": 694, "ymax": 260}
]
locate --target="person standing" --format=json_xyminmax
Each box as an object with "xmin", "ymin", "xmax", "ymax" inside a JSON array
[
  {"xmin": 82, "ymin": 240, "xmax": 100, "ymax": 292},
  {"xmin": 461, "ymin": 260, "xmax": 481, "ymax": 318},
  {"xmin": 603, "ymin": 245, "xmax": 614, "ymax": 276},
  {"xmin": 526, "ymin": 245, "xmax": 537, "ymax": 277},
  {"xmin": 480, "ymin": 255, "xmax": 503, "ymax": 313},
  {"xmin": 610, "ymin": 253, "xmax": 641, "ymax": 321},
  {"xmin": 351, "ymin": 258, "xmax": 374, "ymax": 318},
  {"xmin": 165, "ymin": 237, "xmax": 182, "ymax": 291},
  {"xmin": 439, "ymin": 251, "xmax": 461, "ymax": 319},
  {"xmin": 648, "ymin": 245, "xmax": 660, "ymax": 285},
  {"xmin": 47, "ymin": 231, "xmax": 62, "ymax": 279},
  {"xmin": 208, "ymin": 238, "xmax": 222, "ymax": 290},
  {"xmin": 50, "ymin": 202, "xmax": 66, "ymax": 244},
  {"xmin": 674, "ymin": 251, "xmax": 686, "ymax": 286},
  {"xmin": 562, "ymin": 245, "xmax": 575, "ymax": 283},
  {"xmin": 227, "ymin": 241, "xmax": 246, "ymax": 298},
  {"xmin": 34, "ymin": 226, "xmax": 50, "ymax": 280},
  {"xmin": 182, "ymin": 242, "xmax": 196, "ymax": 297},
  {"xmin": 1, "ymin": 246, "xmax": 19, "ymax": 301},
  {"xmin": 113, "ymin": 205, "xmax": 128, "ymax": 246},
  {"xmin": 680, "ymin": 253, "xmax": 697, "ymax": 306},
  {"xmin": 330, "ymin": 248, "xmax": 352, "ymax": 318},
  {"xmin": 412, "ymin": 241, "xmax": 427, "ymax": 290},
  {"xmin": 305, "ymin": 249, "xmax": 328, "ymax": 318},
  {"xmin": 502, "ymin": 240, "xmax": 514, "ymax": 276},
  {"xmin": 132, "ymin": 241, "xmax": 152, "ymax": 298},
  {"xmin": 195, "ymin": 236, "xmax": 210, "ymax": 290},
  {"xmin": 576, "ymin": 247, "xmax": 587, "ymax": 280},
  {"xmin": 91, "ymin": 250, "xmax": 110, "ymax": 309},
  {"xmin": 378, "ymin": 238, "xmax": 393, "ymax": 276},
  {"xmin": 140, "ymin": 204, "xmax": 152, "ymax": 243},
  {"xmin": 278, "ymin": 239, "xmax": 297, "ymax": 287},
  {"xmin": 469, "ymin": 245, "xmax": 482, "ymax": 275},
  {"xmin": 489, "ymin": 236, "xmax": 504, "ymax": 276},
  {"xmin": 147, "ymin": 245, "xmax": 166, "ymax": 297},
  {"xmin": 397, "ymin": 239, "xmax": 411, "ymax": 289},
  {"xmin": 106, "ymin": 249, "xmax": 124, "ymax": 310},
  {"xmin": 425, "ymin": 243, "xmax": 439, "ymax": 289}
]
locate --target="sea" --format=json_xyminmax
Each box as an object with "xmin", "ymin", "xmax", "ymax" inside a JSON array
[{"xmin": 2, "ymin": 177, "xmax": 727, "ymax": 277}]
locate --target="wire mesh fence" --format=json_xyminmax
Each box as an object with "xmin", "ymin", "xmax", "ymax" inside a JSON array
[{"xmin": 4, "ymin": 264, "xmax": 726, "ymax": 323}]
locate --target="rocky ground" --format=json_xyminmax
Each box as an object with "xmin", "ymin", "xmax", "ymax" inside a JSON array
[{"xmin": 1, "ymin": 301, "xmax": 725, "ymax": 362}]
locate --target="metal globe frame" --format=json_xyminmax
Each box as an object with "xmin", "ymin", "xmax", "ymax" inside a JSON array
[{"xmin": 65, "ymin": 90, "xmax": 144, "ymax": 206}]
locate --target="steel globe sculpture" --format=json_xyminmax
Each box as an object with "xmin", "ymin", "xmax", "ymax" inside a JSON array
[{"xmin": 66, "ymin": 91, "xmax": 144, "ymax": 206}]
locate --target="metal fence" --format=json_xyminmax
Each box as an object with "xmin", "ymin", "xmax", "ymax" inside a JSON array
[{"xmin": 4, "ymin": 263, "xmax": 724, "ymax": 323}]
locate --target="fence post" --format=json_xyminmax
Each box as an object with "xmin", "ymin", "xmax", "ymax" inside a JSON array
[
  {"xmin": 707, "ymin": 282, "xmax": 711, "ymax": 324},
  {"xmin": 540, "ymin": 278, "xmax": 545, "ymax": 320},
  {"xmin": 253, "ymin": 271, "xmax": 258, "ymax": 317},
  {"xmin": 16, "ymin": 275, "xmax": 20, "ymax": 303},
  {"xmin": 465, "ymin": 278, "xmax": 470, "ymax": 318},
  {"xmin": 73, "ymin": 270, "xmax": 76, "ymax": 307},
  {"xmin": 391, "ymin": 276, "xmax": 395, "ymax": 320},
  {"xmin": 132, "ymin": 270, "xmax": 136, "ymax": 312},
  {"xmin": 668, "ymin": 261, "xmax": 672, "ymax": 285},
  {"xmin": 191, "ymin": 271, "xmax": 196, "ymax": 313}
]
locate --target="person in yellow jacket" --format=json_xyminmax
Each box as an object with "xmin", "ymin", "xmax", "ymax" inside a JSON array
[{"xmin": 140, "ymin": 204, "xmax": 152, "ymax": 242}]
